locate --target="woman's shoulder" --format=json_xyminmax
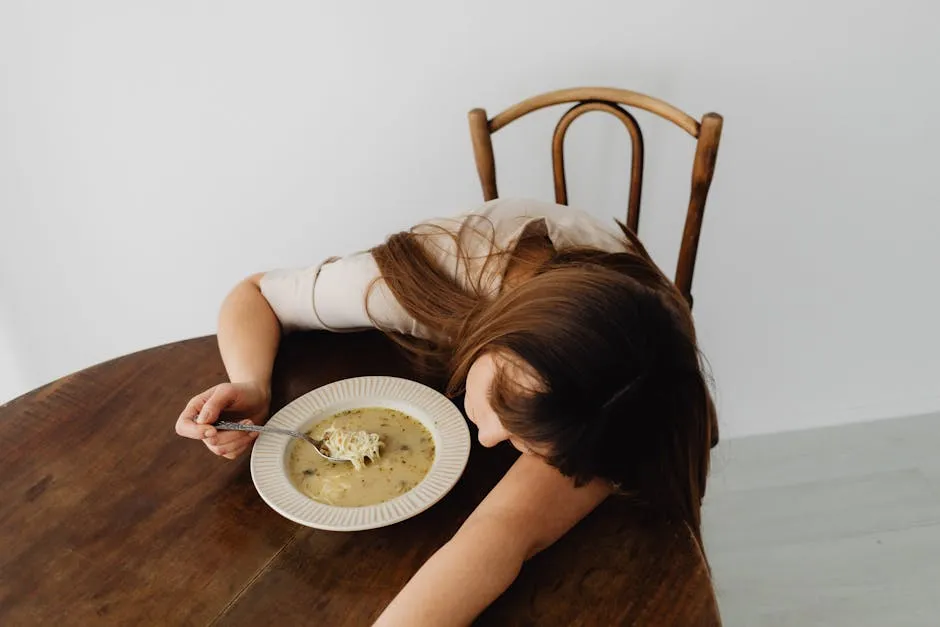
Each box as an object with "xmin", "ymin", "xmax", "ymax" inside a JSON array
[
  {"xmin": 425, "ymin": 198, "xmax": 620, "ymax": 237},
  {"xmin": 468, "ymin": 197, "xmax": 588, "ymax": 221},
  {"xmin": 461, "ymin": 197, "xmax": 628, "ymax": 253}
]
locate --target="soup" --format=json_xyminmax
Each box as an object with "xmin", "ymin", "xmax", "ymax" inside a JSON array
[{"xmin": 288, "ymin": 407, "xmax": 435, "ymax": 507}]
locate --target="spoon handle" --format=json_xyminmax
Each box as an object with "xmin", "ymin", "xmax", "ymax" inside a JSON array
[{"xmin": 214, "ymin": 421, "xmax": 301, "ymax": 439}]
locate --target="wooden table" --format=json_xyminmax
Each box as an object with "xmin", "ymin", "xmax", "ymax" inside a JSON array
[{"xmin": 0, "ymin": 332, "xmax": 720, "ymax": 626}]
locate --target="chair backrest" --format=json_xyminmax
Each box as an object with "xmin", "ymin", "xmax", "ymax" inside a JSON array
[{"xmin": 467, "ymin": 87, "xmax": 723, "ymax": 306}]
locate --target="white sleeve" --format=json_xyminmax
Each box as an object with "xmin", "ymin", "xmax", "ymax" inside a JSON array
[{"xmin": 259, "ymin": 251, "xmax": 429, "ymax": 338}]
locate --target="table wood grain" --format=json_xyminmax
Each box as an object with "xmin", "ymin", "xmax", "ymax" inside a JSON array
[{"xmin": 0, "ymin": 331, "xmax": 720, "ymax": 626}]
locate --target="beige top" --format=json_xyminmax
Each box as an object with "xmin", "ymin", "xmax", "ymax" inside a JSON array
[{"xmin": 260, "ymin": 198, "xmax": 628, "ymax": 340}]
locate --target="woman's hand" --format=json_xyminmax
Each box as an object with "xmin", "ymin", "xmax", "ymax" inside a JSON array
[{"xmin": 175, "ymin": 381, "xmax": 271, "ymax": 459}]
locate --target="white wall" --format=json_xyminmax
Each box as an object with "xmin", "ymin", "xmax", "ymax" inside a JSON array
[{"xmin": 2, "ymin": 0, "xmax": 938, "ymax": 437}]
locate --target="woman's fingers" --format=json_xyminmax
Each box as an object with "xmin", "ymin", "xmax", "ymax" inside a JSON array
[
  {"xmin": 177, "ymin": 384, "xmax": 238, "ymax": 440},
  {"xmin": 206, "ymin": 433, "xmax": 258, "ymax": 458},
  {"xmin": 177, "ymin": 385, "xmax": 266, "ymax": 462},
  {"xmin": 204, "ymin": 428, "xmax": 250, "ymax": 447},
  {"xmin": 195, "ymin": 385, "xmax": 237, "ymax": 425},
  {"xmin": 205, "ymin": 435, "xmax": 245, "ymax": 456},
  {"xmin": 175, "ymin": 389, "xmax": 218, "ymax": 440},
  {"xmin": 205, "ymin": 419, "xmax": 259, "ymax": 457}
]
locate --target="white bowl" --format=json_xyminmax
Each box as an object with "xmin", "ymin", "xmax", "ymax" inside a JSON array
[{"xmin": 250, "ymin": 376, "xmax": 471, "ymax": 531}]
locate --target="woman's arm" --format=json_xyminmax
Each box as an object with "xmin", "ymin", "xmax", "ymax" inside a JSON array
[
  {"xmin": 217, "ymin": 273, "xmax": 281, "ymax": 391},
  {"xmin": 175, "ymin": 273, "xmax": 282, "ymax": 457},
  {"xmin": 373, "ymin": 455, "xmax": 611, "ymax": 627},
  {"xmin": 177, "ymin": 254, "xmax": 411, "ymax": 458}
]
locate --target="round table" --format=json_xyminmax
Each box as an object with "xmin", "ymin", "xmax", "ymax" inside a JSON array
[{"xmin": 0, "ymin": 331, "xmax": 720, "ymax": 626}]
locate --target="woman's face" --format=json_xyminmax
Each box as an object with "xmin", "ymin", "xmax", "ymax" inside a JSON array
[{"xmin": 464, "ymin": 352, "xmax": 536, "ymax": 454}]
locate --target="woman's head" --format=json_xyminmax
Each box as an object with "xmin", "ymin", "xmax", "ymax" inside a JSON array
[
  {"xmin": 371, "ymin": 219, "xmax": 716, "ymax": 540},
  {"xmin": 451, "ymin": 250, "xmax": 715, "ymax": 539}
]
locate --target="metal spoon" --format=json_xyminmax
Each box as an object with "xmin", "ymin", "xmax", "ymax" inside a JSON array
[{"xmin": 213, "ymin": 421, "xmax": 351, "ymax": 463}]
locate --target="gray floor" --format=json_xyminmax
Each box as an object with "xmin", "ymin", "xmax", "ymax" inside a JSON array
[{"xmin": 703, "ymin": 413, "xmax": 940, "ymax": 626}]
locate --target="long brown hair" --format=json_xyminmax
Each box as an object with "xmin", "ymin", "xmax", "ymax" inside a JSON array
[{"xmin": 369, "ymin": 215, "xmax": 716, "ymax": 543}]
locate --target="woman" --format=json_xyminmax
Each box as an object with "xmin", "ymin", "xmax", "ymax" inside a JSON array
[{"xmin": 174, "ymin": 197, "xmax": 717, "ymax": 626}]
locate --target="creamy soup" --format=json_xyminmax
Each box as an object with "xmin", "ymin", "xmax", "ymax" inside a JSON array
[{"xmin": 288, "ymin": 407, "xmax": 435, "ymax": 507}]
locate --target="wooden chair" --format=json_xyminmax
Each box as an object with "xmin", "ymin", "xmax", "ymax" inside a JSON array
[{"xmin": 467, "ymin": 87, "xmax": 723, "ymax": 306}]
